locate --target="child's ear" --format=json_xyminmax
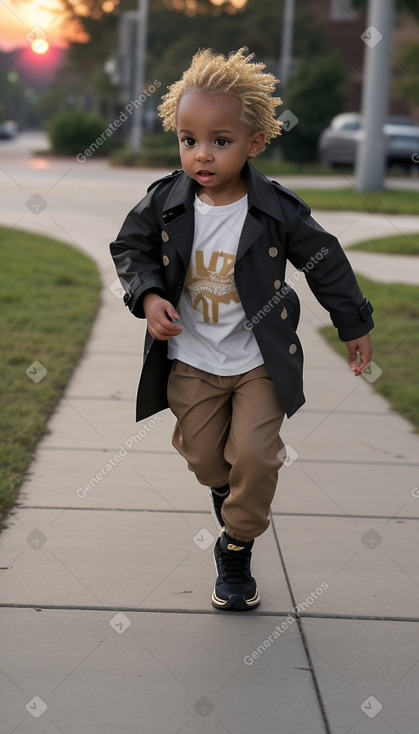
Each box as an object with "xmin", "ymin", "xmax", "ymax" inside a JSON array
[{"xmin": 247, "ymin": 131, "xmax": 266, "ymax": 159}]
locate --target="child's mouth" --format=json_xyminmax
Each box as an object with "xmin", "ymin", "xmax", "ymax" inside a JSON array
[{"xmin": 196, "ymin": 170, "xmax": 214, "ymax": 182}]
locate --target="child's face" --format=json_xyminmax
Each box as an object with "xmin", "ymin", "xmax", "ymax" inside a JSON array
[{"xmin": 176, "ymin": 91, "xmax": 265, "ymax": 203}]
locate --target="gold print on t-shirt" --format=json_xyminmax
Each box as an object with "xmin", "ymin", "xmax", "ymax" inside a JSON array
[{"xmin": 185, "ymin": 250, "xmax": 240, "ymax": 323}]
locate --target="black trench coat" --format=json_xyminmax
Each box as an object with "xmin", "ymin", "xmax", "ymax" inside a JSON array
[{"xmin": 110, "ymin": 162, "xmax": 373, "ymax": 421}]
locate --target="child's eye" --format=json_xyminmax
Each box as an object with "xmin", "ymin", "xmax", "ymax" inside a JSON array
[
  {"xmin": 181, "ymin": 137, "xmax": 196, "ymax": 147},
  {"xmin": 215, "ymin": 138, "xmax": 230, "ymax": 147}
]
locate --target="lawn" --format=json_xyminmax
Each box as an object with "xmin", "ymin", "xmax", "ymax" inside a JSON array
[
  {"xmin": 0, "ymin": 226, "xmax": 101, "ymax": 527},
  {"xmin": 292, "ymin": 188, "xmax": 419, "ymax": 216},
  {"xmin": 347, "ymin": 233, "xmax": 419, "ymax": 255},
  {"xmin": 321, "ymin": 274, "xmax": 419, "ymax": 431}
]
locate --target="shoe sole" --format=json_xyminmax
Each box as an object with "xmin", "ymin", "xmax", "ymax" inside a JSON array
[{"xmin": 211, "ymin": 589, "xmax": 261, "ymax": 611}]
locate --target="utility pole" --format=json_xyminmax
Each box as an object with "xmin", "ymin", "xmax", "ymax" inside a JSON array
[
  {"xmin": 355, "ymin": 0, "xmax": 396, "ymax": 191},
  {"xmin": 129, "ymin": 0, "xmax": 149, "ymax": 154},
  {"xmin": 279, "ymin": 0, "xmax": 296, "ymax": 90}
]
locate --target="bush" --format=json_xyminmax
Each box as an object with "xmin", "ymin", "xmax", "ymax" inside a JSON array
[
  {"xmin": 110, "ymin": 132, "xmax": 181, "ymax": 168},
  {"xmin": 48, "ymin": 110, "xmax": 110, "ymax": 156},
  {"xmin": 281, "ymin": 53, "xmax": 346, "ymax": 163}
]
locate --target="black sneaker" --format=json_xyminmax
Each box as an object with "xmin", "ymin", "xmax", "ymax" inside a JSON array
[
  {"xmin": 211, "ymin": 531, "xmax": 260, "ymax": 611},
  {"xmin": 209, "ymin": 484, "xmax": 230, "ymax": 528}
]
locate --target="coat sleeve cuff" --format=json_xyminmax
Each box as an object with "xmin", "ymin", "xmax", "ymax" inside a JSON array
[
  {"xmin": 123, "ymin": 279, "xmax": 166, "ymax": 319},
  {"xmin": 337, "ymin": 316, "xmax": 374, "ymax": 342},
  {"xmin": 331, "ymin": 298, "xmax": 374, "ymax": 341}
]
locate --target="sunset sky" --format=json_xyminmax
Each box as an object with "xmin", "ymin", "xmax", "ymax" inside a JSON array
[{"xmin": 0, "ymin": 0, "xmax": 82, "ymax": 51}]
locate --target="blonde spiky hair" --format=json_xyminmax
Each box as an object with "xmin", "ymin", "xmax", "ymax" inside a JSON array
[{"xmin": 158, "ymin": 47, "xmax": 283, "ymax": 148}]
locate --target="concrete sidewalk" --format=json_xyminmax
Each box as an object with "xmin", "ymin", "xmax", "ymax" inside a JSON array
[{"xmin": 1, "ymin": 143, "xmax": 419, "ymax": 733}]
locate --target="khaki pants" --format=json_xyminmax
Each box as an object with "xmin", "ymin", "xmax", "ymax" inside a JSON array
[{"xmin": 167, "ymin": 360, "xmax": 286, "ymax": 542}]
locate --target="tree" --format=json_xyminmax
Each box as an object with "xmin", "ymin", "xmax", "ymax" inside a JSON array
[
  {"xmin": 36, "ymin": 11, "xmax": 120, "ymax": 122},
  {"xmin": 37, "ymin": 0, "xmax": 310, "ymax": 126},
  {"xmin": 396, "ymin": 42, "xmax": 419, "ymax": 105},
  {"xmin": 280, "ymin": 53, "xmax": 346, "ymax": 163},
  {"xmin": 34, "ymin": 0, "xmax": 347, "ymax": 149}
]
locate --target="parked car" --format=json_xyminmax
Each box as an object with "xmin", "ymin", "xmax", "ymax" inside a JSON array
[
  {"xmin": 318, "ymin": 113, "xmax": 419, "ymax": 168},
  {"xmin": 0, "ymin": 121, "xmax": 18, "ymax": 139}
]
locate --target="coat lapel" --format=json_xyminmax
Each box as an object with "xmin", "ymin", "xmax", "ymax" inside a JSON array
[
  {"xmin": 236, "ymin": 163, "xmax": 287, "ymax": 260},
  {"xmin": 236, "ymin": 213, "xmax": 265, "ymax": 261},
  {"xmin": 159, "ymin": 163, "xmax": 286, "ymax": 267},
  {"xmin": 244, "ymin": 162, "xmax": 286, "ymax": 223},
  {"xmin": 163, "ymin": 210, "xmax": 195, "ymax": 273},
  {"xmin": 162, "ymin": 173, "xmax": 196, "ymax": 272}
]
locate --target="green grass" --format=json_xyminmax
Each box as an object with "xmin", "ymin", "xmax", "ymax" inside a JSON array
[
  {"xmin": 0, "ymin": 226, "xmax": 101, "ymax": 526},
  {"xmin": 321, "ymin": 274, "xmax": 419, "ymax": 431},
  {"xmin": 292, "ymin": 188, "xmax": 419, "ymax": 215},
  {"xmin": 347, "ymin": 233, "xmax": 419, "ymax": 255},
  {"xmin": 252, "ymin": 157, "xmax": 344, "ymax": 177}
]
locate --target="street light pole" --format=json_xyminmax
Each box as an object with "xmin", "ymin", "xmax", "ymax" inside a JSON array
[
  {"xmin": 355, "ymin": 0, "xmax": 396, "ymax": 191},
  {"xmin": 279, "ymin": 0, "xmax": 295, "ymax": 90},
  {"xmin": 130, "ymin": 0, "xmax": 149, "ymax": 154}
]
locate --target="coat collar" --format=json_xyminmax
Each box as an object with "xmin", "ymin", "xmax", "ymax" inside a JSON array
[{"xmin": 162, "ymin": 162, "xmax": 286, "ymax": 224}]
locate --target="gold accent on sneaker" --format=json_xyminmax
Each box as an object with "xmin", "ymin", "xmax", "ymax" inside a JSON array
[{"xmin": 227, "ymin": 543, "xmax": 245, "ymax": 551}]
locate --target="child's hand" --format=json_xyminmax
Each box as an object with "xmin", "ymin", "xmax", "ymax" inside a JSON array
[
  {"xmin": 345, "ymin": 333, "xmax": 373, "ymax": 376},
  {"xmin": 143, "ymin": 293, "xmax": 182, "ymax": 341}
]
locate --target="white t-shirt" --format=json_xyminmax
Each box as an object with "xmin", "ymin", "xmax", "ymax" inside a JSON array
[{"xmin": 167, "ymin": 194, "xmax": 264, "ymax": 374}]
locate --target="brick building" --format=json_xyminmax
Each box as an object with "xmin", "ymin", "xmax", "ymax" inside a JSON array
[{"xmin": 310, "ymin": 0, "xmax": 419, "ymax": 116}]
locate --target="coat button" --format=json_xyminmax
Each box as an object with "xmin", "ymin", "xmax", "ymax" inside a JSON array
[
  {"xmin": 162, "ymin": 255, "xmax": 170, "ymax": 266},
  {"xmin": 161, "ymin": 230, "xmax": 169, "ymax": 242},
  {"xmin": 274, "ymin": 279, "xmax": 281, "ymax": 290},
  {"xmin": 281, "ymin": 307, "xmax": 287, "ymax": 319},
  {"xmin": 269, "ymin": 247, "xmax": 278, "ymax": 258},
  {"xmin": 289, "ymin": 343, "xmax": 297, "ymax": 355}
]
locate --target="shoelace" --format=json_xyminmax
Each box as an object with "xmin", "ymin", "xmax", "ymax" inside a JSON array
[{"xmin": 217, "ymin": 547, "xmax": 253, "ymax": 582}]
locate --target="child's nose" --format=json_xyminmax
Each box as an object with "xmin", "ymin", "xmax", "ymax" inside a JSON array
[{"xmin": 195, "ymin": 146, "xmax": 213, "ymax": 162}]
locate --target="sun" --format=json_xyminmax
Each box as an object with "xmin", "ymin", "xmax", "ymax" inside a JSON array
[{"xmin": 31, "ymin": 40, "xmax": 50, "ymax": 54}]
